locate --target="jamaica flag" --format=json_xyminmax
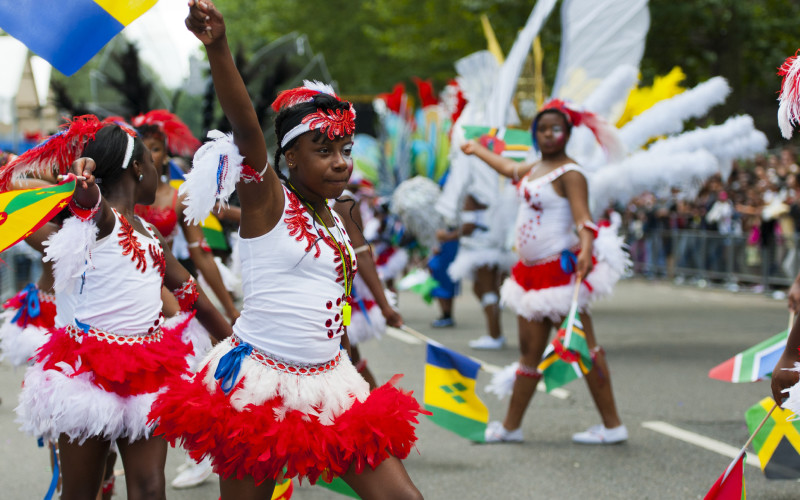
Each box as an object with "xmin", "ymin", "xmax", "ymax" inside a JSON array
[
  {"xmin": 745, "ymin": 397, "xmax": 800, "ymax": 479},
  {"xmin": 424, "ymin": 343, "xmax": 489, "ymax": 442}
]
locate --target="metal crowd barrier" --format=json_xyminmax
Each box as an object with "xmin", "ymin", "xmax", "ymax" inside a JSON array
[{"xmin": 625, "ymin": 228, "xmax": 800, "ymax": 291}]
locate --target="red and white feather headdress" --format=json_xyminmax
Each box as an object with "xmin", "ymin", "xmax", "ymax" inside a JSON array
[
  {"xmin": 538, "ymin": 99, "xmax": 625, "ymax": 162},
  {"xmin": 0, "ymin": 115, "xmax": 104, "ymax": 191},
  {"xmin": 272, "ymin": 80, "xmax": 356, "ymax": 148},
  {"xmin": 778, "ymin": 50, "xmax": 800, "ymax": 139},
  {"xmin": 131, "ymin": 109, "xmax": 201, "ymax": 157}
]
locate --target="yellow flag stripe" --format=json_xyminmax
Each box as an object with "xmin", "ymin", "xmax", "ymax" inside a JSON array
[{"xmin": 94, "ymin": 0, "xmax": 157, "ymax": 26}]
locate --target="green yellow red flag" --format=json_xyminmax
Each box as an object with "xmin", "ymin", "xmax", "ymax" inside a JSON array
[
  {"xmin": 0, "ymin": 178, "xmax": 75, "ymax": 253},
  {"xmin": 537, "ymin": 309, "xmax": 592, "ymax": 392}
]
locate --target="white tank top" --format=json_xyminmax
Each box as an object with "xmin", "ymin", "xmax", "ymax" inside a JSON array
[
  {"xmin": 515, "ymin": 164, "xmax": 583, "ymax": 262},
  {"xmin": 234, "ymin": 186, "xmax": 358, "ymax": 364},
  {"xmin": 69, "ymin": 210, "xmax": 164, "ymax": 335}
]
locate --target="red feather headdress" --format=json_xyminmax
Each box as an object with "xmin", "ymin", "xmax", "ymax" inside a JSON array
[
  {"xmin": 0, "ymin": 115, "xmax": 104, "ymax": 191},
  {"xmin": 778, "ymin": 49, "xmax": 800, "ymax": 139},
  {"xmin": 131, "ymin": 110, "xmax": 201, "ymax": 157},
  {"xmin": 272, "ymin": 80, "xmax": 356, "ymax": 148}
]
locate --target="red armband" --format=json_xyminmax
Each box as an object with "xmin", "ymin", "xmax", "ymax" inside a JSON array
[
  {"xmin": 68, "ymin": 192, "xmax": 101, "ymax": 221},
  {"xmin": 172, "ymin": 276, "xmax": 199, "ymax": 312}
]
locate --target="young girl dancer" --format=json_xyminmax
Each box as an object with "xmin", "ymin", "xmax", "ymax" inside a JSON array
[
  {"xmin": 13, "ymin": 120, "xmax": 232, "ymax": 500},
  {"xmin": 132, "ymin": 110, "xmax": 240, "ymax": 324},
  {"xmin": 461, "ymin": 100, "xmax": 629, "ymax": 444},
  {"xmin": 149, "ymin": 2, "xmax": 426, "ymax": 499}
]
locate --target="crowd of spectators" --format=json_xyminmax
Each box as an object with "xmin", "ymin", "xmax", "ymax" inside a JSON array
[{"xmin": 620, "ymin": 146, "xmax": 800, "ymax": 291}]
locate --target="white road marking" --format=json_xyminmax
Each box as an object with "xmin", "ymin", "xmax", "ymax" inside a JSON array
[{"xmin": 642, "ymin": 420, "xmax": 761, "ymax": 469}]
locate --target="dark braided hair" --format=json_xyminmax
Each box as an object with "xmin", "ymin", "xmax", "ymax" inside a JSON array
[{"xmin": 81, "ymin": 124, "xmax": 145, "ymax": 196}]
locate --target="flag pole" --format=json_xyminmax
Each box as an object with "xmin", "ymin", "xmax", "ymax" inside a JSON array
[
  {"xmin": 790, "ymin": 311, "xmax": 796, "ymax": 334},
  {"xmin": 564, "ymin": 277, "xmax": 583, "ymax": 346},
  {"xmin": 721, "ymin": 402, "xmax": 778, "ymax": 482},
  {"xmin": 397, "ymin": 325, "xmax": 501, "ymax": 373}
]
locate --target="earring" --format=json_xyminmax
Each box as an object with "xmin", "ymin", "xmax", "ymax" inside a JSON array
[{"xmin": 138, "ymin": 173, "xmax": 144, "ymax": 182}]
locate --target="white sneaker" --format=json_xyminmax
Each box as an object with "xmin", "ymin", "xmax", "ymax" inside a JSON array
[
  {"xmin": 572, "ymin": 424, "xmax": 628, "ymax": 445},
  {"xmin": 171, "ymin": 457, "xmax": 213, "ymax": 489},
  {"xmin": 469, "ymin": 335, "xmax": 506, "ymax": 350},
  {"xmin": 175, "ymin": 456, "xmax": 194, "ymax": 474},
  {"xmin": 484, "ymin": 421, "xmax": 523, "ymax": 443}
]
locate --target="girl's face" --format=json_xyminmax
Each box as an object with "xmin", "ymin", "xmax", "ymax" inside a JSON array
[
  {"xmin": 535, "ymin": 112, "xmax": 569, "ymax": 155},
  {"xmin": 142, "ymin": 136, "xmax": 168, "ymax": 174},
  {"xmin": 286, "ymin": 133, "xmax": 354, "ymax": 201},
  {"xmin": 135, "ymin": 144, "xmax": 159, "ymax": 205}
]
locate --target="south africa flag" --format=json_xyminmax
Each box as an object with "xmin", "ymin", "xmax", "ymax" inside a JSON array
[
  {"xmin": 0, "ymin": 177, "xmax": 75, "ymax": 253},
  {"xmin": 708, "ymin": 330, "xmax": 788, "ymax": 383}
]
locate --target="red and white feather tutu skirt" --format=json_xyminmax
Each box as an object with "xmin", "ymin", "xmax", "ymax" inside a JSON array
[
  {"xmin": 0, "ymin": 284, "xmax": 56, "ymax": 367},
  {"xmin": 16, "ymin": 314, "xmax": 193, "ymax": 444},
  {"xmin": 149, "ymin": 334, "xmax": 427, "ymax": 485},
  {"xmin": 501, "ymin": 226, "xmax": 630, "ymax": 322}
]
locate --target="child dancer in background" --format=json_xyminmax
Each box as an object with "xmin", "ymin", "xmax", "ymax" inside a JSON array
[
  {"xmin": 461, "ymin": 101, "xmax": 629, "ymax": 444},
  {"xmin": 149, "ymin": 2, "xmax": 426, "ymax": 499}
]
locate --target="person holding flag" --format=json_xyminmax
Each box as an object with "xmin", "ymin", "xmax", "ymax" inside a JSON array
[
  {"xmin": 9, "ymin": 118, "xmax": 233, "ymax": 500},
  {"xmin": 461, "ymin": 100, "xmax": 629, "ymax": 444}
]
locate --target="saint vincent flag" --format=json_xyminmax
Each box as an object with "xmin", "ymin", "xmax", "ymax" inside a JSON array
[
  {"xmin": 0, "ymin": 178, "xmax": 74, "ymax": 253},
  {"xmin": 709, "ymin": 330, "xmax": 788, "ymax": 383},
  {"xmin": 537, "ymin": 310, "xmax": 592, "ymax": 392},
  {"xmin": 169, "ymin": 179, "xmax": 229, "ymax": 251},
  {"xmin": 424, "ymin": 343, "xmax": 489, "ymax": 442},
  {"xmin": 0, "ymin": 0, "xmax": 157, "ymax": 76},
  {"xmin": 745, "ymin": 397, "xmax": 800, "ymax": 479},
  {"xmin": 461, "ymin": 126, "xmax": 532, "ymax": 162},
  {"xmin": 704, "ymin": 452, "xmax": 746, "ymax": 500}
]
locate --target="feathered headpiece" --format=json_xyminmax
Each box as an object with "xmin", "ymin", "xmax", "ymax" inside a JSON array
[
  {"xmin": 413, "ymin": 77, "xmax": 438, "ymax": 108},
  {"xmin": 0, "ymin": 115, "xmax": 104, "ymax": 191},
  {"xmin": 778, "ymin": 49, "xmax": 800, "ymax": 139},
  {"xmin": 271, "ymin": 80, "xmax": 356, "ymax": 148},
  {"xmin": 376, "ymin": 83, "xmax": 406, "ymax": 115},
  {"xmin": 131, "ymin": 109, "xmax": 201, "ymax": 157},
  {"xmin": 537, "ymin": 99, "xmax": 625, "ymax": 162}
]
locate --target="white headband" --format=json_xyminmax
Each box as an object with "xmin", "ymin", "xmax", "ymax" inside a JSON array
[
  {"xmin": 280, "ymin": 123, "xmax": 312, "ymax": 149},
  {"xmin": 121, "ymin": 134, "xmax": 134, "ymax": 169}
]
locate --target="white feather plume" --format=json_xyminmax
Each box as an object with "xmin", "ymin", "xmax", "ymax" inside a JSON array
[
  {"xmin": 582, "ymin": 64, "xmax": 640, "ymax": 119},
  {"xmin": 42, "ymin": 217, "xmax": 98, "ymax": 293},
  {"xmin": 181, "ymin": 130, "xmax": 245, "ymax": 225},
  {"xmin": 778, "ymin": 53, "xmax": 800, "ymax": 139},
  {"xmin": 619, "ymin": 77, "xmax": 730, "ymax": 151},
  {"xmin": 302, "ymin": 79, "xmax": 337, "ymax": 97}
]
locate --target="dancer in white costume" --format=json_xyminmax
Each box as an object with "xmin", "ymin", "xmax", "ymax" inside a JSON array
[
  {"xmin": 462, "ymin": 100, "xmax": 629, "ymax": 444},
  {"xmin": 149, "ymin": 4, "xmax": 426, "ymax": 499},
  {"xmin": 9, "ymin": 118, "xmax": 232, "ymax": 500}
]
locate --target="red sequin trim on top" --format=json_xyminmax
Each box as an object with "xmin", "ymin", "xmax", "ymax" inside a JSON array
[
  {"xmin": 149, "ymin": 243, "xmax": 166, "ymax": 281},
  {"xmin": 285, "ymin": 191, "xmax": 322, "ymax": 257},
  {"xmin": 117, "ymin": 213, "xmax": 147, "ymax": 272}
]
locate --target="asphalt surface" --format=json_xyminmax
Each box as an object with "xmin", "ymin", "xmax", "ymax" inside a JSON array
[{"xmin": 1, "ymin": 278, "xmax": 799, "ymax": 499}]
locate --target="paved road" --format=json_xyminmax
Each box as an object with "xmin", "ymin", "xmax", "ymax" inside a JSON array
[{"xmin": 1, "ymin": 279, "xmax": 798, "ymax": 499}]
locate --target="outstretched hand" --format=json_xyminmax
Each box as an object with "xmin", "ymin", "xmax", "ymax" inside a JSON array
[
  {"xmin": 771, "ymin": 354, "xmax": 800, "ymax": 407},
  {"xmin": 186, "ymin": 0, "xmax": 225, "ymax": 45},
  {"xmin": 460, "ymin": 140, "xmax": 478, "ymax": 156}
]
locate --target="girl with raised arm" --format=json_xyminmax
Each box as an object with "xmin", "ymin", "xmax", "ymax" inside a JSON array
[
  {"xmin": 462, "ymin": 100, "xmax": 629, "ymax": 444},
  {"xmin": 149, "ymin": 2, "xmax": 426, "ymax": 499}
]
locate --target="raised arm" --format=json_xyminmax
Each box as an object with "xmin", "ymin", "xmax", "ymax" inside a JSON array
[
  {"xmin": 186, "ymin": 0, "xmax": 284, "ymax": 237},
  {"xmin": 460, "ymin": 140, "xmax": 535, "ymax": 180},
  {"xmin": 773, "ymin": 319, "xmax": 800, "ymax": 406}
]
